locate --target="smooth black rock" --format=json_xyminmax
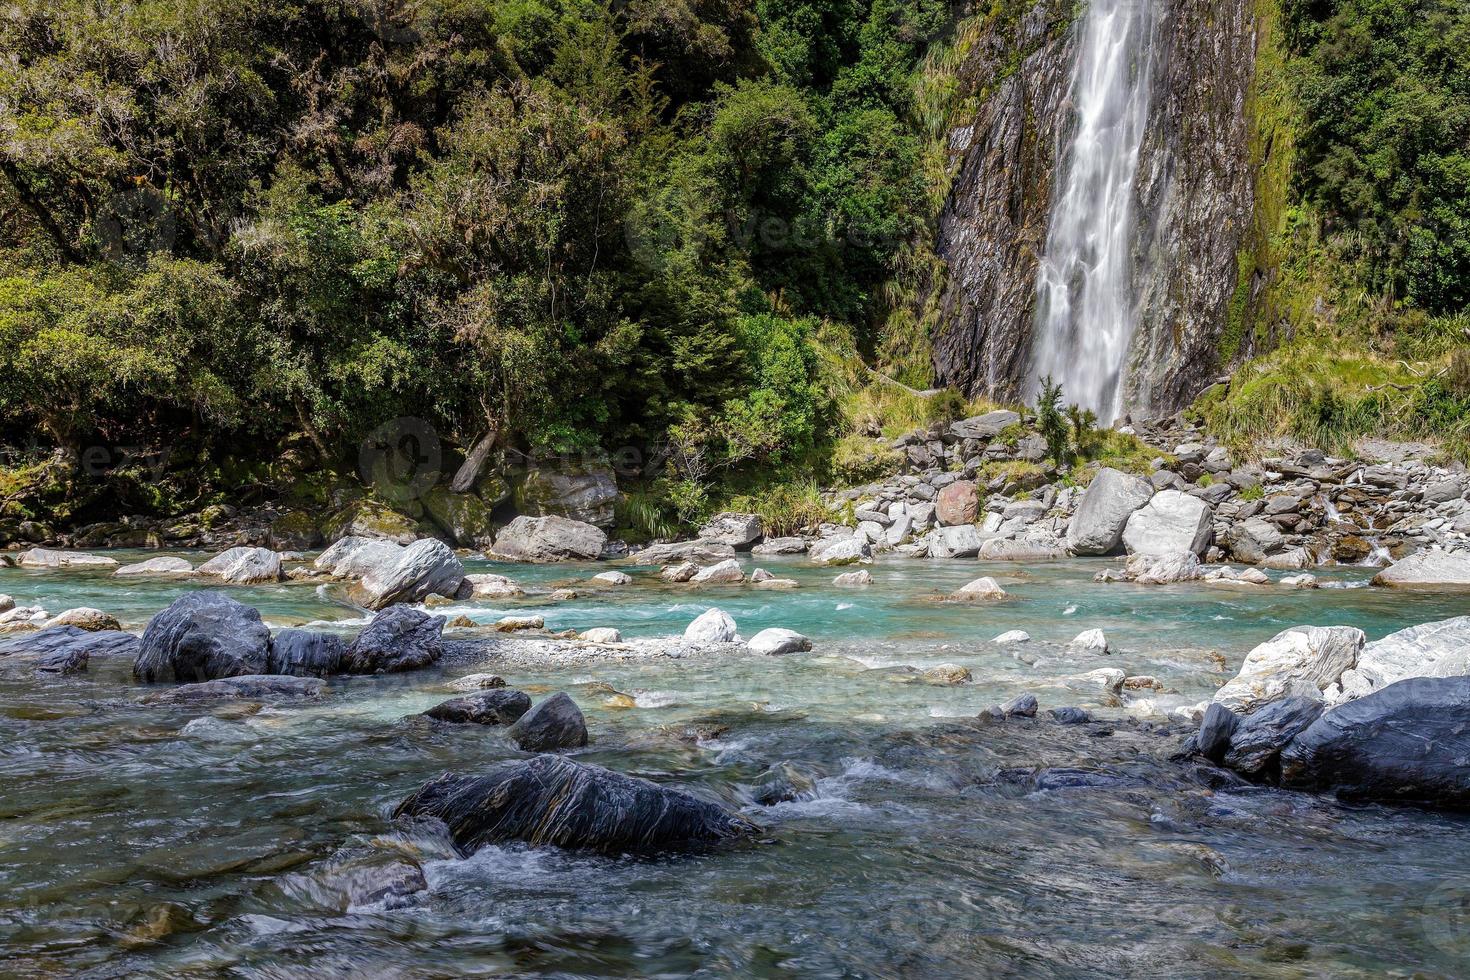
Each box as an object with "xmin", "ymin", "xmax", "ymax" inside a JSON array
[
  {"xmin": 267, "ymin": 629, "xmax": 347, "ymax": 677},
  {"xmin": 507, "ymin": 692, "xmax": 588, "ymax": 751},
  {"xmin": 1001, "ymin": 693, "xmax": 1038, "ymax": 718},
  {"xmin": 1281, "ymin": 677, "xmax": 1470, "ymax": 807},
  {"xmin": 340, "ymin": 607, "xmax": 443, "ymax": 674},
  {"xmin": 145, "ymin": 675, "xmax": 325, "ymax": 702},
  {"xmin": 0, "ymin": 626, "xmax": 139, "ymax": 675},
  {"xmin": 133, "ymin": 591, "xmax": 271, "ymax": 683},
  {"xmin": 1048, "ymin": 707, "xmax": 1093, "ymax": 725},
  {"xmin": 1032, "ymin": 768, "xmax": 1142, "ymax": 791},
  {"xmin": 424, "ymin": 689, "xmax": 531, "ymax": 725},
  {"xmin": 1221, "ymin": 697, "xmax": 1323, "ymax": 778},
  {"xmin": 1193, "ymin": 702, "xmax": 1240, "ymax": 764},
  {"xmin": 394, "ymin": 754, "xmax": 752, "ymax": 855}
]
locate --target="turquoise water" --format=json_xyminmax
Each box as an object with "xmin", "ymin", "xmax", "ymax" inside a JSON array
[{"xmin": 2, "ymin": 552, "xmax": 1470, "ymax": 976}]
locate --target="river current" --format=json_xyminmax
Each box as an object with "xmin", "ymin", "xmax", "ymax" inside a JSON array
[{"xmin": 3, "ymin": 552, "xmax": 1470, "ymax": 977}]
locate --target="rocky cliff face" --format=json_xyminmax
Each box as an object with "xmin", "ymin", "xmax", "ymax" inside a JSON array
[{"xmin": 934, "ymin": 0, "xmax": 1259, "ymax": 417}]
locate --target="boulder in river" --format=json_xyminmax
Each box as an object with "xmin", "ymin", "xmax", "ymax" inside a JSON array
[
  {"xmin": 267, "ymin": 629, "xmax": 347, "ymax": 677},
  {"xmin": 424, "ymin": 689, "xmax": 531, "ymax": 725},
  {"xmin": 591, "ymin": 571, "xmax": 632, "ymax": 586},
  {"xmin": 833, "ymin": 570, "xmax": 873, "ymax": 586},
  {"xmin": 464, "ymin": 573, "xmax": 524, "ymax": 598},
  {"xmin": 1223, "ymin": 517, "xmax": 1286, "ymax": 565},
  {"xmin": 684, "ymin": 608, "xmax": 737, "ymax": 644},
  {"xmin": 315, "ymin": 536, "xmax": 402, "ymax": 578},
  {"xmin": 691, "ymin": 559, "xmax": 744, "ymax": 584},
  {"xmin": 340, "ymin": 607, "xmax": 443, "ymax": 674},
  {"xmin": 579, "ymin": 627, "xmax": 622, "ymax": 644},
  {"xmin": 0, "ymin": 626, "xmax": 138, "ymax": 675},
  {"xmin": 1220, "ymin": 696, "xmax": 1323, "ymax": 778},
  {"xmin": 1066, "ymin": 469, "xmax": 1153, "ymax": 556},
  {"xmin": 752, "ymin": 536, "xmax": 807, "ymax": 556},
  {"xmin": 1120, "ymin": 551, "xmax": 1201, "ymax": 584},
  {"xmin": 353, "ymin": 538, "xmax": 466, "ymax": 610},
  {"xmin": 145, "ymin": 675, "xmax": 325, "ymax": 702},
  {"xmin": 491, "ymin": 515, "xmax": 608, "ymax": 562},
  {"xmin": 513, "ymin": 465, "xmax": 620, "ymax": 527},
  {"xmin": 17, "ymin": 548, "xmax": 119, "ymax": 570},
  {"xmin": 1212, "ymin": 626, "xmax": 1366, "ymax": 714},
  {"xmin": 747, "ymin": 628, "xmax": 811, "ymax": 655},
  {"xmin": 196, "ymin": 546, "xmax": 284, "ymax": 584},
  {"xmin": 1068, "ymin": 629, "xmax": 1109, "ymax": 654},
  {"xmin": 810, "ymin": 536, "xmax": 872, "ymax": 566},
  {"xmin": 133, "ymin": 591, "xmax": 272, "ymax": 683},
  {"xmin": 394, "ymin": 754, "xmax": 751, "ymax": 854},
  {"xmin": 42, "ymin": 607, "xmax": 120, "ymax": 632},
  {"xmin": 1281, "ymin": 676, "xmax": 1470, "ymax": 807},
  {"xmin": 507, "ymin": 692, "xmax": 588, "ymax": 751},
  {"xmin": 1121, "ymin": 490, "xmax": 1213, "ymax": 557},
  {"xmin": 633, "ymin": 541, "xmax": 738, "ymax": 566},
  {"xmin": 699, "ymin": 512, "xmax": 763, "ymax": 549},
  {"xmin": 952, "ymin": 576, "xmax": 1006, "ymax": 600},
  {"xmin": 114, "ymin": 556, "xmax": 194, "ymax": 578},
  {"xmin": 1333, "ymin": 616, "xmax": 1470, "ymax": 704},
  {"xmin": 1372, "ymin": 550, "xmax": 1470, "ymax": 590}
]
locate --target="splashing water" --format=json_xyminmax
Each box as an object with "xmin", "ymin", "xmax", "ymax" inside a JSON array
[{"xmin": 1030, "ymin": 0, "xmax": 1158, "ymax": 422}]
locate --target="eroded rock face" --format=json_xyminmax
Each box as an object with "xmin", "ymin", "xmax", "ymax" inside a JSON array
[
  {"xmin": 1122, "ymin": 490, "xmax": 1213, "ymax": 556},
  {"xmin": 1212, "ymin": 626, "xmax": 1365, "ymax": 714},
  {"xmin": 394, "ymin": 754, "xmax": 751, "ymax": 854},
  {"xmin": 354, "ymin": 539, "xmax": 466, "ymax": 610},
  {"xmin": 196, "ymin": 547, "xmax": 283, "ymax": 584},
  {"xmin": 0, "ymin": 626, "xmax": 138, "ymax": 675},
  {"xmin": 133, "ymin": 592, "xmax": 271, "ymax": 683},
  {"xmin": 1334, "ymin": 617, "xmax": 1470, "ymax": 704},
  {"xmin": 267, "ymin": 629, "xmax": 347, "ymax": 678}
]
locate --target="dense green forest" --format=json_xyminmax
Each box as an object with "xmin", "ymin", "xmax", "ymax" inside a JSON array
[{"xmin": 0, "ymin": 0, "xmax": 1466, "ymax": 526}]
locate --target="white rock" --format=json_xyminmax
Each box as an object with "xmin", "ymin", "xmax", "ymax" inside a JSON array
[
  {"xmin": 1212, "ymin": 625, "xmax": 1366, "ymax": 713},
  {"xmin": 465, "ymin": 573, "xmax": 524, "ymax": 597},
  {"xmin": 833, "ymin": 570, "xmax": 873, "ymax": 586},
  {"xmin": 1280, "ymin": 573, "xmax": 1318, "ymax": 589},
  {"xmin": 699, "ymin": 512, "xmax": 763, "ymax": 548},
  {"xmin": 992, "ymin": 630, "xmax": 1031, "ymax": 645},
  {"xmin": 1069, "ymin": 629, "xmax": 1109, "ymax": 654},
  {"xmin": 1372, "ymin": 550, "xmax": 1470, "ymax": 589},
  {"xmin": 1335, "ymin": 616, "xmax": 1470, "ymax": 704},
  {"xmin": 592, "ymin": 571, "xmax": 632, "ymax": 586},
  {"xmin": 196, "ymin": 546, "xmax": 283, "ymax": 584},
  {"xmin": 810, "ymin": 536, "xmax": 872, "ymax": 566},
  {"xmin": 494, "ymin": 615, "xmax": 544, "ymax": 631},
  {"xmin": 114, "ymin": 556, "xmax": 194, "ymax": 577},
  {"xmin": 684, "ymin": 608, "xmax": 738, "ymax": 644},
  {"xmin": 1122, "ymin": 490, "xmax": 1213, "ymax": 556},
  {"xmin": 661, "ymin": 562, "xmax": 699, "ymax": 583},
  {"xmin": 1124, "ymin": 551, "xmax": 1201, "ymax": 584},
  {"xmin": 692, "ymin": 559, "xmax": 744, "ymax": 584},
  {"xmin": 354, "ymin": 539, "xmax": 465, "ymax": 609},
  {"xmin": 953, "ymin": 576, "xmax": 1007, "ymax": 599},
  {"xmin": 1066, "ymin": 469, "xmax": 1154, "ymax": 555},
  {"xmin": 748, "ymin": 628, "xmax": 812, "ymax": 655},
  {"xmin": 17, "ymin": 548, "xmax": 119, "ymax": 569},
  {"xmin": 579, "ymin": 627, "xmax": 623, "ymax": 644},
  {"xmin": 928, "ymin": 524, "xmax": 983, "ymax": 559},
  {"xmin": 1085, "ymin": 668, "xmax": 1125, "ymax": 693},
  {"xmin": 42, "ymin": 607, "xmax": 120, "ymax": 631}
]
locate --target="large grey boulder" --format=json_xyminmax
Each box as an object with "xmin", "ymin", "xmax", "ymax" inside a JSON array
[
  {"xmin": 133, "ymin": 591, "xmax": 272, "ymax": 683},
  {"xmin": 684, "ymin": 608, "xmax": 737, "ymax": 644},
  {"xmin": 1121, "ymin": 490, "xmax": 1213, "ymax": 556},
  {"xmin": 632, "ymin": 540, "xmax": 738, "ymax": 565},
  {"xmin": 0, "ymin": 626, "xmax": 138, "ymax": 675},
  {"xmin": 1282, "ymin": 676, "xmax": 1470, "ymax": 806},
  {"xmin": 267, "ymin": 629, "xmax": 347, "ymax": 677},
  {"xmin": 315, "ymin": 536, "xmax": 401, "ymax": 578},
  {"xmin": 17, "ymin": 548, "xmax": 118, "ymax": 570},
  {"xmin": 507, "ymin": 692, "xmax": 588, "ymax": 751},
  {"xmin": 196, "ymin": 547, "xmax": 284, "ymax": 584},
  {"xmin": 748, "ymin": 628, "xmax": 812, "ymax": 655},
  {"xmin": 514, "ymin": 466, "xmax": 620, "ymax": 527},
  {"xmin": 341, "ymin": 607, "xmax": 443, "ymax": 674},
  {"xmin": 421, "ymin": 485, "xmax": 499, "ymax": 549},
  {"xmin": 1066, "ymin": 469, "xmax": 1153, "ymax": 555},
  {"xmin": 1372, "ymin": 550, "xmax": 1470, "ymax": 589},
  {"xmin": 810, "ymin": 536, "xmax": 872, "ymax": 566},
  {"xmin": 1224, "ymin": 517, "xmax": 1286, "ymax": 564},
  {"xmin": 1212, "ymin": 626, "xmax": 1366, "ymax": 714},
  {"xmin": 394, "ymin": 754, "xmax": 751, "ymax": 855},
  {"xmin": 928, "ymin": 525, "xmax": 983, "ymax": 559},
  {"xmin": 752, "ymin": 536, "xmax": 807, "ymax": 556},
  {"xmin": 353, "ymin": 538, "xmax": 466, "ymax": 610},
  {"xmin": 1333, "ymin": 616, "xmax": 1470, "ymax": 704},
  {"xmin": 699, "ymin": 512, "xmax": 763, "ymax": 549},
  {"xmin": 491, "ymin": 516, "xmax": 607, "ymax": 562}
]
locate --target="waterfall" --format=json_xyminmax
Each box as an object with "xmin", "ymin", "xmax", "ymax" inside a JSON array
[{"xmin": 1029, "ymin": 0, "xmax": 1158, "ymax": 422}]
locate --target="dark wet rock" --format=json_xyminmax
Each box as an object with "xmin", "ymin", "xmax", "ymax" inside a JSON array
[
  {"xmin": 0, "ymin": 626, "xmax": 138, "ymax": 675},
  {"xmin": 133, "ymin": 591, "xmax": 271, "ymax": 684},
  {"xmin": 1048, "ymin": 707, "xmax": 1092, "ymax": 725},
  {"xmin": 750, "ymin": 763, "xmax": 817, "ymax": 806},
  {"xmin": 394, "ymin": 754, "xmax": 753, "ymax": 855},
  {"xmin": 1001, "ymin": 693, "xmax": 1039, "ymax": 718},
  {"xmin": 1221, "ymin": 697, "xmax": 1323, "ymax": 778},
  {"xmin": 424, "ymin": 689, "xmax": 531, "ymax": 726},
  {"xmin": 1031, "ymin": 768, "xmax": 1144, "ymax": 792},
  {"xmin": 1192, "ymin": 702, "xmax": 1239, "ymax": 764},
  {"xmin": 145, "ymin": 675, "xmax": 324, "ymax": 702},
  {"xmin": 1281, "ymin": 677, "xmax": 1470, "ymax": 807},
  {"xmin": 507, "ymin": 692, "xmax": 588, "ymax": 751},
  {"xmin": 266, "ymin": 629, "xmax": 347, "ymax": 678},
  {"xmin": 341, "ymin": 607, "xmax": 443, "ymax": 675}
]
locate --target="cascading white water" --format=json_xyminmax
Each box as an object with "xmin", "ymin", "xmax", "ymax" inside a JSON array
[{"xmin": 1029, "ymin": 0, "xmax": 1157, "ymax": 423}]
